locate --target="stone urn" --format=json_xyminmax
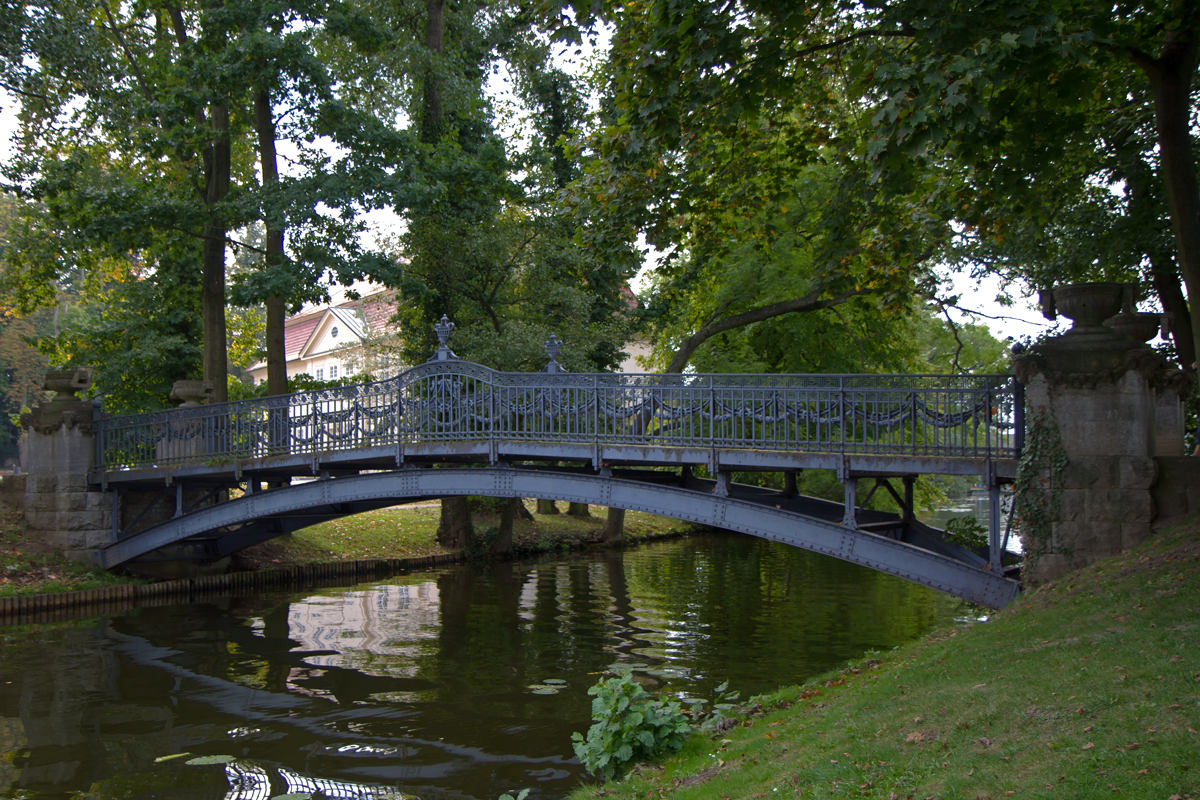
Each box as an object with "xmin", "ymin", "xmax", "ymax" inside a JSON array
[
  {"xmin": 43, "ymin": 367, "xmax": 94, "ymax": 403},
  {"xmin": 1032, "ymin": 283, "xmax": 1146, "ymax": 374},
  {"xmin": 1104, "ymin": 312, "xmax": 1163, "ymax": 343},
  {"xmin": 170, "ymin": 380, "xmax": 214, "ymax": 407},
  {"xmin": 1052, "ymin": 283, "xmax": 1125, "ymax": 334}
]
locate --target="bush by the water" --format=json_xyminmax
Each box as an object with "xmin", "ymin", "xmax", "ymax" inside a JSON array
[{"xmin": 572, "ymin": 671, "xmax": 692, "ymax": 781}]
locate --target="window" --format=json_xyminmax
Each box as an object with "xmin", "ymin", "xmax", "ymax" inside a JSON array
[
  {"xmin": 316, "ymin": 368, "xmax": 324, "ymax": 380},
  {"xmin": 330, "ymin": 364, "xmax": 339, "ymax": 379},
  {"xmin": 331, "ymin": 325, "xmax": 339, "ymax": 339}
]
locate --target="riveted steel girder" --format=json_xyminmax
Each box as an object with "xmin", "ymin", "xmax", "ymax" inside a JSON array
[{"xmin": 96, "ymin": 467, "xmax": 1019, "ymax": 608}]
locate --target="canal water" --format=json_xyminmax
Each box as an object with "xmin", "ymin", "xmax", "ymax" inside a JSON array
[{"xmin": 0, "ymin": 532, "xmax": 969, "ymax": 800}]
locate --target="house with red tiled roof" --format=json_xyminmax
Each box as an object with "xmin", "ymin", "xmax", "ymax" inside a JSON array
[
  {"xmin": 246, "ymin": 287, "xmax": 402, "ymax": 384},
  {"xmin": 247, "ymin": 282, "xmax": 651, "ymax": 382}
]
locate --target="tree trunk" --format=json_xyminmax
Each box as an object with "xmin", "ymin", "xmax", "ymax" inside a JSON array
[
  {"xmin": 1149, "ymin": 253, "xmax": 1194, "ymax": 373},
  {"xmin": 514, "ymin": 500, "xmax": 533, "ymax": 520},
  {"xmin": 599, "ymin": 507, "xmax": 625, "ymax": 546},
  {"xmin": 1130, "ymin": 30, "xmax": 1200, "ymax": 372},
  {"xmin": 420, "ymin": 0, "xmax": 444, "ymax": 145},
  {"xmin": 492, "ymin": 497, "xmax": 517, "ymax": 555},
  {"xmin": 437, "ymin": 496, "xmax": 474, "ymax": 548},
  {"xmin": 566, "ymin": 502, "xmax": 591, "ymax": 517},
  {"xmin": 202, "ymin": 101, "xmax": 231, "ymax": 402},
  {"xmin": 254, "ymin": 89, "xmax": 289, "ymax": 396},
  {"xmin": 1126, "ymin": 155, "xmax": 1195, "ymax": 374},
  {"xmin": 536, "ymin": 499, "xmax": 559, "ymax": 515}
]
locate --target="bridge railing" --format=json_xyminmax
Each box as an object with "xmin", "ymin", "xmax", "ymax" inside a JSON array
[{"xmin": 93, "ymin": 360, "xmax": 1019, "ymax": 473}]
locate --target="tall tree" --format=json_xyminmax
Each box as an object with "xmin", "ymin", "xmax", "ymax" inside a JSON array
[
  {"xmin": 0, "ymin": 0, "xmax": 254, "ymax": 401},
  {"xmin": 549, "ymin": 0, "xmax": 1198, "ymax": 372}
]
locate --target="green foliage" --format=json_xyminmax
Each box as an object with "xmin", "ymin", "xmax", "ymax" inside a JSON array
[
  {"xmin": 912, "ymin": 312, "xmax": 1010, "ymax": 375},
  {"xmin": 33, "ymin": 252, "xmax": 205, "ymax": 415},
  {"xmin": 571, "ymin": 671, "xmax": 692, "ymax": 781},
  {"xmin": 569, "ymin": 520, "xmax": 1200, "ymax": 800},
  {"xmin": 943, "ymin": 515, "xmax": 988, "ymax": 551},
  {"xmin": 499, "ymin": 789, "xmax": 530, "ymax": 800},
  {"xmin": 227, "ymin": 371, "xmax": 369, "ymax": 402},
  {"xmin": 688, "ymin": 681, "xmax": 742, "ymax": 736},
  {"xmin": 1013, "ymin": 402, "xmax": 1070, "ymax": 567}
]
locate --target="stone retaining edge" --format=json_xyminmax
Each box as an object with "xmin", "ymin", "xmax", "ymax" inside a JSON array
[{"xmin": 0, "ymin": 552, "xmax": 467, "ymax": 627}]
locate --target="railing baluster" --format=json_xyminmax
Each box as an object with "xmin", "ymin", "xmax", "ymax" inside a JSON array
[{"xmin": 91, "ymin": 366, "xmax": 1017, "ymax": 476}]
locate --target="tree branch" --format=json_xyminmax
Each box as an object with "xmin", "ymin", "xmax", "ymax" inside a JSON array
[
  {"xmin": 664, "ymin": 287, "xmax": 870, "ymax": 373},
  {"xmin": 0, "ymin": 79, "xmax": 51, "ymax": 102},
  {"xmin": 789, "ymin": 27, "xmax": 914, "ymax": 62},
  {"xmin": 99, "ymin": 2, "xmax": 152, "ymax": 102},
  {"xmin": 934, "ymin": 297, "xmax": 965, "ymax": 371}
]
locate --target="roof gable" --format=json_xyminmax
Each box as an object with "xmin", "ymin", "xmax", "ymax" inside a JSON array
[{"xmin": 300, "ymin": 308, "xmax": 367, "ymax": 360}]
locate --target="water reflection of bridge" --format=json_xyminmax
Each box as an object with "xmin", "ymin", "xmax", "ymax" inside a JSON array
[
  {"xmin": 0, "ymin": 542, "xmax": 956, "ymax": 799},
  {"xmin": 90, "ymin": 325, "xmax": 1022, "ymax": 607}
]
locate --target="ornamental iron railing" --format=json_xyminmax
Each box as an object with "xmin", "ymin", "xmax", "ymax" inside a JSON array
[{"xmin": 93, "ymin": 336, "xmax": 1018, "ymax": 474}]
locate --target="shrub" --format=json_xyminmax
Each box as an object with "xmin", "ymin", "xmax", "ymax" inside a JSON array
[{"xmin": 571, "ymin": 672, "xmax": 691, "ymax": 781}]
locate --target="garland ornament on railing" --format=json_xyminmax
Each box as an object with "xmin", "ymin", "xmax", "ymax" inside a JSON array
[{"xmin": 92, "ymin": 316, "xmax": 1020, "ymax": 472}]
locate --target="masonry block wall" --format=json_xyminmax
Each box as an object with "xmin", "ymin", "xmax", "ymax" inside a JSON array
[
  {"xmin": 21, "ymin": 413, "xmax": 112, "ymax": 560},
  {"xmin": 1149, "ymin": 457, "xmax": 1200, "ymax": 523},
  {"xmin": 1019, "ymin": 354, "xmax": 1189, "ymax": 584}
]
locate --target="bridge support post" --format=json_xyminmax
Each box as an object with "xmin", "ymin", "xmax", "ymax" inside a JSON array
[
  {"xmin": 1015, "ymin": 286, "xmax": 1188, "ymax": 584},
  {"xmin": 987, "ymin": 482, "xmax": 1001, "ymax": 572},
  {"xmin": 842, "ymin": 479, "xmax": 858, "ymax": 529}
]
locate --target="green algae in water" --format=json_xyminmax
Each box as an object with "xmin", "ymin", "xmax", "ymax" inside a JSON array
[{"xmin": 185, "ymin": 755, "xmax": 236, "ymax": 765}]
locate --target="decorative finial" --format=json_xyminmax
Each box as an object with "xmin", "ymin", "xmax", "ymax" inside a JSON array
[
  {"xmin": 428, "ymin": 315, "xmax": 459, "ymax": 362},
  {"xmin": 545, "ymin": 334, "xmax": 565, "ymax": 373},
  {"xmin": 434, "ymin": 314, "xmax": 455, "ymax": 346}
]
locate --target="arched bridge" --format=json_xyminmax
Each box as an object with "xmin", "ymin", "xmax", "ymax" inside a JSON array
[{"xmin": 89, "ymin": 333, "xmax": 1024, "ymax": 608}]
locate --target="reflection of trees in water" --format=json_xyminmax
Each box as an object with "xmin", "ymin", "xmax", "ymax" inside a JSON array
[
  {"xmin": 617, "ymin": 535, "xmax": 960, "ymax": 691},
  {"xmin": 0, "ymin": 536, "xmax": 959, "ymax": 800},
  {"xmin": 0, "ymin": 624, "xmax": 185, "ymax": 794},
  {"xmin": 421, "ymin": 559, "xmax": 636, "ymax": 697}
]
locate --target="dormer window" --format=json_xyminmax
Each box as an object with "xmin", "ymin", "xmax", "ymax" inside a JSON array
[{"xmin": 331, "ymin": 326, "xmax": 339, "ymax": 339}]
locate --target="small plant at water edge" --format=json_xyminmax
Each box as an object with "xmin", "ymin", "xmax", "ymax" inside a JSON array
[
  {"xmin": 571, "ymin": 671, "xmax": 691, "ymax": 781},
  {"xmin": 686, "ymin": 680, "xmax": 742, "ymax": 735}
]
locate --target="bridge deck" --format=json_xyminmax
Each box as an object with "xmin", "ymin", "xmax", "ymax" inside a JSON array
[
  {"xmin": 91, "ymin": 360, "xmax": 1020, "ymax": 486},
  {"xmin": 86, "ymin": 356, "xmax": 1022, "ymax": 607}
]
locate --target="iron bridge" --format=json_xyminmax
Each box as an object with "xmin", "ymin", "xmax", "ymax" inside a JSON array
[{"xmin": 89, "ymin": 324, "xmax": 1024, "ymax": 608}]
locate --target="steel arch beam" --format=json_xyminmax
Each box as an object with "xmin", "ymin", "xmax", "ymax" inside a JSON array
[{"xmin": 96, "ymin": 468, "xmax": 1019, "ymax": 608}]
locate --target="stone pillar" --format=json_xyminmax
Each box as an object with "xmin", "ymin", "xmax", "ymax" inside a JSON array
[
  {"xmin": 1015, "ymin": 282, "xmax": 1189, "ymax": 584},
  {"xmin": 19, "ymin": 368, "xmax": 112, "ymax": 560}
]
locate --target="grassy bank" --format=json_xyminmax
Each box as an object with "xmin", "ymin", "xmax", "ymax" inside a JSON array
[
  {"xmin": 569, "ymin": 519, "xmax": 1200, "ymax": 800},
  {"xmin": 0, "ymin": 501, "xmax": 136, "ymax": 597},
  {"xmin": 0, "ymin": 498, "xmax": 694, "ymax": 595},
  {"xmin": 230, "ymin": 501, "xmax": 692, "ymax": 568}
]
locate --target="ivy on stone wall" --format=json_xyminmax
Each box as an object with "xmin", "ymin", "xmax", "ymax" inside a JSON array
[{"xmin": 1013, "ymin": 401, "xmax": 1070, "ymax": 568}]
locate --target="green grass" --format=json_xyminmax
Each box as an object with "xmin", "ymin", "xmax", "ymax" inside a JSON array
[
  {"xmin": 255, "ymin": 501, "xmax": 691, "ymax": 565},
  {"xmin": 0, "ymin": 496, "xmax": 695, "ymax": 589},
  {"xmin": 0, "ymin": 501, "xmax": 141, "ymax": 597},
  {"xmin": 568, "ymin": 519, "xmax": 1200, "ymax": 800}
]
